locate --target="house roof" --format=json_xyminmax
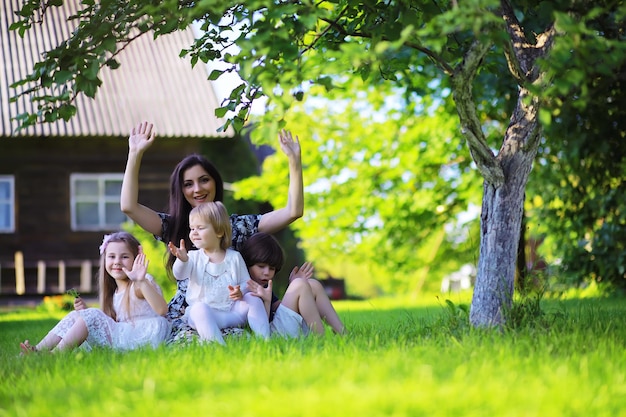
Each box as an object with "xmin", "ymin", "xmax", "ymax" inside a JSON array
[{"xmin": 0, "ymin": 0, "xmax": 233, "ymax": 138}]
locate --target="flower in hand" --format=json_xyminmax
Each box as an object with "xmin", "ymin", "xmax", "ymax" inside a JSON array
[
  {"xmin": 68, "ymin": 287, "xmax": 86, "ymax": 310},
  {"xmin": 74, "ymin": 297, "xmax": 87, "ymax": 311}
]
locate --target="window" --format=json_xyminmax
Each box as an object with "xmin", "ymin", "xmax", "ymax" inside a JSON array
[
  {"xmin": 70, "ymin": 174, "xmax": 126, "ymax": 231},
  {"xmin": 0, "ymin": 176, "xmax": 15, "ymax": 233}
]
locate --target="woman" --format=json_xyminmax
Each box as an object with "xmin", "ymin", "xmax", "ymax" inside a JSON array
[{"xmin": 120, "ymin": 121, "xmax": 303, "ymax": 339}]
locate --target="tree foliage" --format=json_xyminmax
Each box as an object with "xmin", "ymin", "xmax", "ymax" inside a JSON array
[
  {"xmin": 10, "ymin": 0, "xmax": 515, "ymax": 133},
  {"xmin": 530, "ymin": 38, "xmax": 626, "ymax": 290},
  {"xmin": 236, "ymin": 81, "xmax": 483, "ymax": 295}
]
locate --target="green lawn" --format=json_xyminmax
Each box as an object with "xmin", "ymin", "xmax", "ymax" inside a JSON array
[{"xmin": 1, "ymin": 294, "xmax": 625, "ymax": 417}]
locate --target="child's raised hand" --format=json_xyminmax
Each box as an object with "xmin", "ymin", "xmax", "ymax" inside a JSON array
[
  {"xmin": 228, "ymin": 285, "xmax": 243, "ymax": 301},
  {"xmin": 168, "ymin": 239, "xmax": 188, "ymax": 262},
  {"xmin": 246, "ymin": 279, "xmax": 273, "ymax": 303},
  {"xmin": 124, "ymin": 248, "xmax": 148, "ymax": 282},
  {"xmin": 289, "ymin": 261, "xmax": 314, "ymax": 283}
]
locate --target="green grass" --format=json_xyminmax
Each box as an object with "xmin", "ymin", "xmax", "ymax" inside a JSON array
[{"xmin": 1, "ymin": 294, "xmax": 625, "ymax": 417}]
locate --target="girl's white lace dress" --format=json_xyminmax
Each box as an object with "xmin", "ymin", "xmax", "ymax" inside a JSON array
[{"xmin": 49, "ymin": 277, "xmax": 171, "ymax": 351}]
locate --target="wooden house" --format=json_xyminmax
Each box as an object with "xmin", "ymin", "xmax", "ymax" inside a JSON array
[{"xmin": 0, "ymin": 0, "xmax": 256, "ymax": 296}]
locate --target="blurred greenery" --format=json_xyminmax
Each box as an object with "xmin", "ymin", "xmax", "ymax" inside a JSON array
[
  {"xmin": 236, "ymin": 83, "xmax": 483, "ymax": 298},
  {"xmin": 529, "ymin": 54, "xmax": 626, "ymax": 291}
]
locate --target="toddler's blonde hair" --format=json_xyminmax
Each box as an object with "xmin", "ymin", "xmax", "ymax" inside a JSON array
[{"xmin": 189, "ymin": 201, "xmax": 232, "ymax": 250}]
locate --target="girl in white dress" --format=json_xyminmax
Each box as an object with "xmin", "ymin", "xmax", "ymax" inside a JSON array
[
  {"xmin": 20, "ymin": 232, "xmax": 171, "ymax": 353},
  {"xmin": 168, "ymin": 201, "xmax": 270, "ymax": 344}
]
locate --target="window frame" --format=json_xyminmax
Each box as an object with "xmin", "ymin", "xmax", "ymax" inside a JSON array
[
  {"xmin": 0, "ymin": 175, "xmax": 15, "ymax": 233},
  {"xmin": 69, "ymin": 173, "xmax": 126, "ymax": 231}
]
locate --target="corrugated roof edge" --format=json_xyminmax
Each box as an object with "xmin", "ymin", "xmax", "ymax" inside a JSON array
[{"xmin": 0, "ymin": 0, "xmax": 235, "ymax": 139}]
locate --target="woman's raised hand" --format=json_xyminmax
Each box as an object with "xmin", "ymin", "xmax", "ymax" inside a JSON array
[
  {"xmin": 278, "ymin": 129, "xmax": 301, "ymax": 162},
  {"xmin": 128, "ymin": 121, "xmax": 156, "ymax": 154}
]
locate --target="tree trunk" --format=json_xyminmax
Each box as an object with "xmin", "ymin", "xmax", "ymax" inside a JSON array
[
  {"xmin": 516, "ymin": 211, "xmax": 529, "ymax": 294},
  {"xmin": 469, "ymin": 87, "xmax": 540, "ymax": 327}
]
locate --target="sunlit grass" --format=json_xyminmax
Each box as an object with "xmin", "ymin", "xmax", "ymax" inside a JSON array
[{"xmin": 1, "ymin": 294, "xmax": 625, "ymax": 417}]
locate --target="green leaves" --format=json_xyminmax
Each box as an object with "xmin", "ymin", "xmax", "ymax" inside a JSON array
[
  {"xmin": 9, "ymin": 0, "xmax": 192, "ymax": 129},
  {"xmin": 9, "ymin": 0, "xmax": 510, "ymax": 132},
  {"xmin": 234, "ymin": 82, "xmax": 482, "ymax": 293},
  {"xmin": 531, "ymin": 34, "xmax": 626, "ymax": 290},
  {"xmin": 538, "ymin": 6, "xmax": 626, "ymax": 110}
]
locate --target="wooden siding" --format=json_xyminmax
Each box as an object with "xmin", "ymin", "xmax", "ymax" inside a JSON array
[
  {"xmin": 0, "ymin": 136, "xmax": 199, "ymax": 254},
  {"xmin": 0, "ymin": 136, "xmax": 204, "ymax": 293}
]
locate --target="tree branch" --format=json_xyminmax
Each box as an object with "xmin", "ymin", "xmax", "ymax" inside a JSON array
[
  {"xmin": 318, "ymin": 18, "xmax": 454, "ymax": 76},
  {"xmin": 501, "ymin": 0, "xmax": 556, "ymax": 83},
  {"xmin": 303, "ymin": 7, "xmax": 349, "ymax": 55},
  {"xmin": 452, "ymin": 38, "xmax": 505, "ymax": 186}
]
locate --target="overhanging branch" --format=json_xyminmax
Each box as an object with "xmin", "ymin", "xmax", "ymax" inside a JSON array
[{"xmin": 318, "ymin": 18, "xmax": 454, "ymax": 76}]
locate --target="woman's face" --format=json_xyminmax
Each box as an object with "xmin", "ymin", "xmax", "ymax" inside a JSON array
[{"xmin": 182, "ymin": 164, "xmax": 217, "ymax": 208}]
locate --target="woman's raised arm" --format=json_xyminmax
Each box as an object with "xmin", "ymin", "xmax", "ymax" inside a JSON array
[
  {"xmin": 257, "ymin": 129, "xmax": 304, "ymax": 234},
  {"xmin": 120, "ymin": 122, "xmax": 164, "ymax": 238}
]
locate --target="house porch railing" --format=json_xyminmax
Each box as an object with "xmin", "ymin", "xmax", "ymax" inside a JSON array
[{"xmin": 0, "ymin": 251, "xmax": 97, "ymax": 295}]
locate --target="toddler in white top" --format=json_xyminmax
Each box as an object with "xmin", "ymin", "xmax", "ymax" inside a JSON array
[{"xmin": 169, "ymin": 201, "xmax": 270, "ymax": 344}]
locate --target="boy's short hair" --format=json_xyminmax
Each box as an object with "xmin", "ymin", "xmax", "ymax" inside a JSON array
[{"xmin": 240, "ymin": 232, "xmax": 285, "ymax": 273}]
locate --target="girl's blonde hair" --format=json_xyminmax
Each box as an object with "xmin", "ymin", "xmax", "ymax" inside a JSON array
[
  {"xmin": 97, "ymin": 231, "xmax": 140, "ymax": 321},
  {"xmin": 189, "ymin": 201, "xmax": 232, "ymax": 250}
]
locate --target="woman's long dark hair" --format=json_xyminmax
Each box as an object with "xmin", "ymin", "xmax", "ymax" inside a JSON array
[{"xmin": 165, "ymin": 154, "xmax": 224, "ymax": 275}]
